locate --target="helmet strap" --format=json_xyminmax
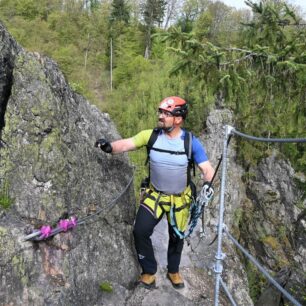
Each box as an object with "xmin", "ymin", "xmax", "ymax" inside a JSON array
[{"xmin": 163, "ymin": 125, "xmax": 175, "ymax": 132}]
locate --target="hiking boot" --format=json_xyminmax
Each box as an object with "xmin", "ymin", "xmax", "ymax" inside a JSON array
[
  {"xmin": 167, "ymin": 272, "xmax": 185, "ymax": 289},
  {"xmin": 136, "ymin": 274, "xmax": 156, "ymax": 289}
]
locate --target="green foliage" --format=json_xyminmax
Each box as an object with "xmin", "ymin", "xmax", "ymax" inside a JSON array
[
  {"xmin": 53, "ymin": 45, "xmax": 81, "ymax": 74},
  {"xmin": 15, "ymin": 0, "xmax": 42, "ymax": 20},
  {"xmin": 142, "ymin": 0, "xmax": 166, "ymax": 26},
  {"xmin": 0, "ymin": 0, "xmax": 305, "ymax": 174},
  {"xmin": 99, "ymin": 281, "xmax": 113, "ymax": 293},
  {"xmin": 110, "ymin": 0, "xmax": 130, "ymax": 25},
  {"xmin": 69, "ymin": 81, "xmax": 86, "ymax": 95},
  {"xmin": 0, "ymin": 0, "xmax": 62, "ymax": 21},
  {"xmin": 245, "ymin": 261, "xmax": 267, "ymax": 302},
  {"xmin": 0, "ymin": 180, "xmax": 13, "ymax": 209},
  {"xmin": 108, "ymin": 56, "xmax": 174, "ymax": 136},
  {"xmin": 0, "ymin": 0, "xmax": 110, "ymax": 107},
  {"xmin": 141, "ymin": 0, "xmax": 167, "ymax": 58},
  {"xmin": 159, "ymin": 1, "xmax": 306, "ymax": 171}
]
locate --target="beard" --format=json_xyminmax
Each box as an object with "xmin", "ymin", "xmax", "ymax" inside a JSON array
[
  {"xmin": 157, "ymin": 119, "xmax": 174, "ymax": 132},
  {"xmin": 157, "ymin": 120, "xmax": 165, "ymax": 129}
]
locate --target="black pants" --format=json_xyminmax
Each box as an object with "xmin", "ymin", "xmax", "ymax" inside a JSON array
[{"xmin": 133, "ymin": 204, "xmax": 184, "ymax": 275}]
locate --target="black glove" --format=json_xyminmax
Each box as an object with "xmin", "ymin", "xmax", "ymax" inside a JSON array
[{"xmin": 94, "ymin": 139, "xmax": 112, "ymax": 153}]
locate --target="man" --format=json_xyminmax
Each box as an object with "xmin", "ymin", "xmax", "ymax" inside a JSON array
[{"xmin": 95, "ymin": 96, "xmax": 214, "ymax": 289}]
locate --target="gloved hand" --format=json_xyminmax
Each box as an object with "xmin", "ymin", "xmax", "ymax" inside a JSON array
[
  {"xmin": 94, "ymin": 139, "xmax": 112, "ymax": 153},
  {"xmin": 202, "ymin": 181, "xmax": 214, "ymax": 202}
]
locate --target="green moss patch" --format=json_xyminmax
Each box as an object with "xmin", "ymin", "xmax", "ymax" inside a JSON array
[{"xmin": 99, "ymin": 281, "xmax": 113, "ymax": 293}]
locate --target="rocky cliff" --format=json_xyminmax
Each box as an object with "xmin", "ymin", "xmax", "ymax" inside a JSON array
[
  {"xmin": 0, "ymin": 22, "xmax": 138, "ymax": 305},
  {"xmin": 241, "ymin": 151, "xmax": 306, "ymax": 305},
  {"xmin": 202, "ymin": 111, "xmax": 306, "ymax": 305}
]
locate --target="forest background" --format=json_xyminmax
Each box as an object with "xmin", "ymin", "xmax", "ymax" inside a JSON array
[{"xmin": 1, "ymin": 0, "xmax": 306, "ymax": 189}]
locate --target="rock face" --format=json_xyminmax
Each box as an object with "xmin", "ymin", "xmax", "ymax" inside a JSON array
[
  {"xmin": 191, "ymin": 109, "xmax": 305, "ymax": 306},
  {"xmin": 203, "ymin": 109, "xmax": 306, "ymax": 305},
  {"xmin": 241, "ymin": 152, "xmax": 306, "ymax": 305},
  {"xmin": 198, "ymin": 109, "xmax": 254, "ymax": 306},
  {"xmin": 0, "ymin": 22, "xmax": 138, "ymax": 305},
  {"xmin": 0, "ymin": 20, "xmax": 21, "ymax": 134}
]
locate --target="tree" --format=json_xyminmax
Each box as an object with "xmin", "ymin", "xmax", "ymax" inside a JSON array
[
  {"xmin": 84, "ymin": 0, "xmax": 100, "ymax": 11},
  {"xmin": 142, "ymin": 0, "xmax": 166, "ymax": 58},
  {"xmin": 159, "ymin": 0, "xmax": 306, "ymax": 170},
  {"xmin": 110, "ymin": 0, "xmax": 130, "ymax": 24},
  {"xmin": 163, "ymin": 0, "xmax": 179, "ymax": 29},
  {"xmin": 175, "ymin": 0, "xmax": 210, "ymax": 32}
]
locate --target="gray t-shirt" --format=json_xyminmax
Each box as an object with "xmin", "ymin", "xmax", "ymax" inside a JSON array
[{"xmin": 150, "ymin": 131, "xmax": 188, "ymax": 194}]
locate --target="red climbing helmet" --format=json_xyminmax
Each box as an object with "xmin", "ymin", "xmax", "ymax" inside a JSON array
[{"xmin": 158, "ymin": 96, "xmax": 188, "ymax": 118}]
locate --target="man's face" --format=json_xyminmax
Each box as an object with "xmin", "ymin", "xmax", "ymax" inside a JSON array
[{"xmin": 157, "ymin": 109, "xmax": 175, "ymax": 129}]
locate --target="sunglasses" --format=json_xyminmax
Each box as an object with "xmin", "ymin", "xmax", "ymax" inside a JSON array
[{"xmin": 157, "ymin": 109, "xmax": 173, "ymax": 117}]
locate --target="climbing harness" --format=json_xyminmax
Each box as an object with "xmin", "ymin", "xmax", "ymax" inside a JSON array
[
  {"xmin": 144, "ymin": 127, "xmax": 200, "ymax": 239},
  {"xmin": 23, "ymin": 174, "xmax": 134, "ymax": 242},
  {"xmin": 140, "ymin": 185, "xmax": 192, "ymax": 232},
  {"xmin": 170, "ymin": 182, "xmax": 214, "ymax": 239}
]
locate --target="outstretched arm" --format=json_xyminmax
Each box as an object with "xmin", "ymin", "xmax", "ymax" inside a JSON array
[
  {"xmin": 95, "ymin": 137, "xmax": 137, "ymax": 154},
  {"xmin": 111, "ymin": 138, "xmax": 137, "ymax": 154}
]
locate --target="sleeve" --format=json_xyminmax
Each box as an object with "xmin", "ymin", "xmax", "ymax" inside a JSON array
[
  {"xmin": 132, "ymin": 129, "xmax": 153, "ymax": 148},
  {"xmin": 192, "ymin": 135, "xmax": 208, "ymax": 165}
]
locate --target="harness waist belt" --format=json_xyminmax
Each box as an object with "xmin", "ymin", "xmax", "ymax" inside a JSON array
[{"xmin": 150, "ymin": 185, "xmax": 184, "ymax": 197}]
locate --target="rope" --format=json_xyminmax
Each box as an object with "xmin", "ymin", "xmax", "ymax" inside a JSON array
[
  {"xmin": 78, "ymin": 174, "xmax": 134, "ymax": 224},
  {"xmin": 24, "ymin": 174, "xmax": 134, "ymax": 241},
  {"xmin": 231, "ymin": 128, "xmax": 306, "ymax": 143},
  {"xmin": 220, "ymin": 277, "xmax": 238, "ymax": 306},
  {"xmin": 224, "ymin": 229, "xmax": 302, "ymax": 306}
]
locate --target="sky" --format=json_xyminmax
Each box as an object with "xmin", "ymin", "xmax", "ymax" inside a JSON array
[{"xmin": 220, "ymin": 0, "xmax": 306, "ymax": 15}]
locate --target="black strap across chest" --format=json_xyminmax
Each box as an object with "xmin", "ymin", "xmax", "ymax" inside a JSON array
[
  {"xmin": 149, "ymin": 147, "xmax": 186, "ymax": 155},
  {"xmin": 145, "ymin": 128, "xmax": 195, "ymax": 183}
]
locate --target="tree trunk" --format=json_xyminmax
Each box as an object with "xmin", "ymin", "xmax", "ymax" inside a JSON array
[
  {"xmin": 144, "ymin": 12, "xmax": 153, "ymax": 59},
  {"xmin": 144, "ymin": 27, "xmax": 152, "ymax": 59}
]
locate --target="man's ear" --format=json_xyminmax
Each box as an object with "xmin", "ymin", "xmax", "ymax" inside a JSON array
[{"xmin": 174, "ymin": 116, "xmax": 183, "ymax": 125}]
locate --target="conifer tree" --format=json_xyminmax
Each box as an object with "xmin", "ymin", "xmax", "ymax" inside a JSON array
[
  {"xmin": 142, "ymin": 0, "xmax": 166, "ymax": 58},
  {"xmin": 110, "ymin": 0, "xmax": 130, "ymax": 24}
]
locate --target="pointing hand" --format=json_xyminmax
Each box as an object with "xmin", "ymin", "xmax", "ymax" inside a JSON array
[{"xmin": 94, "ymin": 139, "xmax": 112, "ymax": 153}]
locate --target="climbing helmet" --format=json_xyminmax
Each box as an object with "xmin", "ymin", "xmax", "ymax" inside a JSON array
[{"xmin": 158, "ymin": 96, "xmax": 188, "ymax": 119}]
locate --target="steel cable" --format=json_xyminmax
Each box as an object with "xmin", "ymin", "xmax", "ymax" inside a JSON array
[
  {"xmin": 224, "ymin": 228, "xmax": 302, "ymax": 306},
  {"xmin": 231, "ymin": 129, "xmax": 306, "ymax": 143}
]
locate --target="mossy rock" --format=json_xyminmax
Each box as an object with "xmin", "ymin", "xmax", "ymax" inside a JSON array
[{"xmin": 99, "ymin": 282, "xmax": 113, "ymax": 293}]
